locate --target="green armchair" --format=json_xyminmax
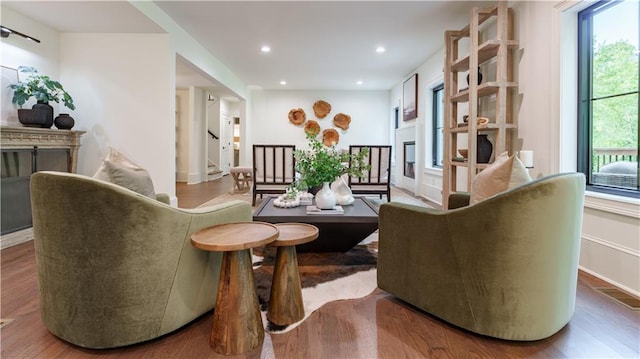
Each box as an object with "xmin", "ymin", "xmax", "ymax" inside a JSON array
[
  {"xmin": 30, "ymin": 171, "xmax": 252, "ymax": 348},
  {"xmin": 378, "ymin": 173, "xmax": 585, "ymax": 341}
]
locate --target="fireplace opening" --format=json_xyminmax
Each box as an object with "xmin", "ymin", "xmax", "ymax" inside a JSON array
[
  {"xmin": 1, "ymin": 147, "xmax": 70, "ymax": 234},
  {"xmin": 403, "ymin": 141, "xmax": 415, "ymax": 179}
]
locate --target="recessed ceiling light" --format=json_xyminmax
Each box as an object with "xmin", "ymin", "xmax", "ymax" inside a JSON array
[
  {"xmin": 356, "ymin": 80, "xmax": 364, "ymax": 85},
  {"xmin": 280, "ymin": 80, "xmax": 287, "ymax": 85},
  {"xmin": 261, "ymin": 45, "xmax": 271, "ymax": 53},
  {"xmin": 376, "ymin": 46, "xmax": 386, "ymax": 53}
]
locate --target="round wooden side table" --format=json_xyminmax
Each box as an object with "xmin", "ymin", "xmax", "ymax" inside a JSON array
[
  {"xmin": 191, "ymin": 221, "xmax": 279, "ymax": 355},
  {"xmin": 267, "ymin": 223, "xmax": 319, "ymax": 326}
]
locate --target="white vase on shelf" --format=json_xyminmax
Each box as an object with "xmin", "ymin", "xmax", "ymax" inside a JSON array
[{"xmin": 314, "ymin": 181, "xmax": 336, "ymax": 209}]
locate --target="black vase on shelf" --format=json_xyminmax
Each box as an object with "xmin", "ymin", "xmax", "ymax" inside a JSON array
[
  {"xmin": 54, "ymin": 114, "xmax": 75, "ymax": 130},
  {"xmin": 466, "ymin": 67, "xmax": 483, "ymax": 87},
  {"xmin": 477, "ymin": 134, "xmax": 493, "ymax": 163},
  {"xmin": 32, "ymin": 101, "xmax": 54, "ymax": 128}
]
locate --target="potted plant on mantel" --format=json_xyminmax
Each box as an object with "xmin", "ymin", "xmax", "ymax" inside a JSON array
[
  {"xmin": 294, "ymin": 133, "xmax": 370, "ymax": 209},
  {"xmin": 9, "ymin": 66, "xmax": 76, "ymax": 129}
]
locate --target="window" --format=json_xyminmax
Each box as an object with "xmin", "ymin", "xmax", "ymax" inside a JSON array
[
  {"xmin": 432, "ymin": 83, "xmax": 444, "ymax": 168},
  {"xmin": 578, "ymin": 0, "xmax": 639, "ymax": 197}
]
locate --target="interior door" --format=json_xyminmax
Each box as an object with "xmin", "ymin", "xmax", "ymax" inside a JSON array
[{"xmin": 220, "ymin": 111, "xmax": 233, "ymax": 174}]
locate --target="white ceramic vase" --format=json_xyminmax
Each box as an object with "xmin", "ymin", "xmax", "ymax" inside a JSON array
[
  {"xmin": 314, "ymin": 181, "xmax": 337, "ymax": 209},
  {"xmin": 331, "ymin": 176, "xmax": 355, "ymax": 205}
]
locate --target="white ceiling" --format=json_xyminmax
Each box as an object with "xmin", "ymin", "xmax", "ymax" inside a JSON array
[{"xmin": 3, "ymin": 1, "xmax": 494, "ymax": 93}]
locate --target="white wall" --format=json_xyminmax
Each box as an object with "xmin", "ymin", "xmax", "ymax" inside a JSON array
[
  {"xmin": 250, "ymin": 90, "xmax": 390, "ymax": 151},
  {"xmin": 390, "ymin": 48, "xmax": 448, "ymax": 199},
  {"xmin": 59, "ymin": 33, "xmax": 175, "ymax": 198},
  {"xmin": 1, "ymin": 8, "xmax": 176, "ymax": 201},
  {"xmin": 1, "ymin": 6, "xmax": 61, "ymax": 125},
  {"xmin": 175, "ymin": 89, "xmax": 189, "ymax": 182}
]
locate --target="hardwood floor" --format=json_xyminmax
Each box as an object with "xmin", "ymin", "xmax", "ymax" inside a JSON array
[
  {"xmin": 2, "ymin": 178, "xmax": 639, "ymax": 358},
  {"xmin": 176, "ymin": 175, "xmax": 236, "ymax": 208}
]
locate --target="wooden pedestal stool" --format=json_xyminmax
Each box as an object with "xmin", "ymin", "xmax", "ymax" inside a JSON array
[
  {"xmin": 191, "ymin": 221, "xmax": 279, "ymax": 355},
  {"xmin": 267, "ymin": 223, "xmax": 319, "ymax": 326},
  {"xmin": 230, "ymin": 166, "xmax": 253, "ymax": 191}
]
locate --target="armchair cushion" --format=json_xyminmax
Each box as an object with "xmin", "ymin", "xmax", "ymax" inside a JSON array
[
  {"xmin": 470, "ymin": 151, "xmax": 531, "ymax": 205},
  {"xmin": 93, "ymin": 148, "xmax": 156, "ymax": 198}
]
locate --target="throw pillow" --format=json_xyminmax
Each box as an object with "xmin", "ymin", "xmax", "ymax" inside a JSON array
[
  {"xmin": 93, "ymin": 148, "xmax": 156, "ymax": 198},
  {"xmin": 469, "ymin": 151, "xmax": 531, "ymax": 205}
]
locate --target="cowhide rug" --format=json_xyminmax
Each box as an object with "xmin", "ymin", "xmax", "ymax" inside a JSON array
[{"xmin": 252, "ymin": 232, "xmax": 378, "ymax": 333}]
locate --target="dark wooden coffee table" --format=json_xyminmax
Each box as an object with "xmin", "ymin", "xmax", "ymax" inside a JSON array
[{"xmin": 252, "ymin": 196, "xmax": 379, "ymax": 252}]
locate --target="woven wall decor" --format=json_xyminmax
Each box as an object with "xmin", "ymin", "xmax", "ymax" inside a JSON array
[
  {"xmin": 313, "ymin": 100, "xmax": 331, "ymax": 119},
  {"xmin": 322, "ymin": 128, "xmax": 340, "ymax": 146},
  {"xmin": 288, "ymin": 108, "xmax": 306, "ymax": 125},
  {"xmin": 333, "ymin": 113, "xmax": 351, "ymax": 130},
  {"xmin": 304, "ymin": 120, "xmax": 321, "ymax": 136}
]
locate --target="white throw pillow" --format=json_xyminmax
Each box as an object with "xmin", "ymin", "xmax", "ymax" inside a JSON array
[
  {"xmin": 469, "ymin": 151, "xmax": 531, "ymax": 205},
  {"xmin": 93, "ymin": 148, "xmax": 156, "ymax": 198}
]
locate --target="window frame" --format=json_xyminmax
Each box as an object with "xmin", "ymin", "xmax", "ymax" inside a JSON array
[
  {"xmin": 432, "ymin": 83, "xmax": 445, "ymax": 168},
  {"xmin": 577, "ymin": 0, "xmax": 639, "ymax": 198}
]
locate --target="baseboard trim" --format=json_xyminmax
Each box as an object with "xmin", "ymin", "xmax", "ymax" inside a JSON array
[{"xmin": 0, "ymin": 228, "xmax": 33, "ymax": 250}]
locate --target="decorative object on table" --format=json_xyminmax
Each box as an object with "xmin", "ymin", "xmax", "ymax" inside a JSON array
[
  {"xmin": 477, "ymin": 134, "xmax": 493, "ymax": 163},
  {"xmin": 331, "ymin": 176, "xmax": 355, "ymax": 206},
  {"xmin": 294, "ymin": 132, "xmax": 370, "ymax": 198},
  {"xmin": 333, "ymin": 112, "xmax": 351, "ymax": 130},
  {"xmin": 273, "ymin": 195, "xmax": 300, "ymax": 208},
  {"xmin": 314, "ymin": 181, "xmax": 337, "ymax": 209},
  {"xmin": 321, "ymin": 128, "xmax": 339, "ymax": 146},
  {"xmin": 9, "ymin": 66, "xmax": 75, "ymax": 128},
  {"xmin": 466, "ymin": 66, "xmax": 483, "ymax": 86},
  {"xmin": 298, "ymin": 191, "xmax": 313, "ymax": 206},
  {"xmin": 458, "ymin": 149, "xmax": 469, "ymax": 159},
  {"xmin": 402, "ymin": 73, "xmax": 418, "ymax": 121},
  {"xmin": 306, "ymin": 204, "xmax": 344, "ymax": 215},
  {"xmin": 304, "ymin": 120, "xmax": 320, "ymax": 136},
  {"xmin": 312, "ymin": 100, "xmax": 331, "ymax": 118},
  {"xmin": 273, "ymin": 185, "xmax": 301, "ymax": 208},
  {"xmin": 288, "ymin": 108, "xmax": 306, "ymax": 125},
  {"xmin": 54, "ymin": 113, "xmax": 75, "ymax": 130}
]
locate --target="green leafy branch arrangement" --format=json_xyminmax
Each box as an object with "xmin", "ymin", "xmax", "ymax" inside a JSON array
[
  {"xmin": 294, "ymin": 132, "xmax": 370, "ymax": 189},
  {"xmin": 9, "ymin": 66, "xmax": 75, "ymax": 110}
]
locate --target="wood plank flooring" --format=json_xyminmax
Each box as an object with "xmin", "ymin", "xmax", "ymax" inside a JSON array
[{"xmin": 2, "ymin": 178, "xmax": 639, "ymax": 358}]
